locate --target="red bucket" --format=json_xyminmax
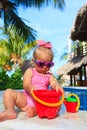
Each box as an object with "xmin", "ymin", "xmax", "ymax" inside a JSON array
[{"xmin": 32, "ymin": 90, "xmax": 64, "ymax": 119}]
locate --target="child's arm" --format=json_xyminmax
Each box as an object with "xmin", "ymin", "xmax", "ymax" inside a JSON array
[
  {"xmin": 50, "ymin": 75, "xmax": 64, "ymax": 93},
  {"xmin": 23, "ymin": 68, "xmax": 37, "ymax": 94}
]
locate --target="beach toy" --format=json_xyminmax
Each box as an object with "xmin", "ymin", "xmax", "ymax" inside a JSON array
[
  {"xmin": 64, "ymin": 93, "xmax": 80, "ymax": 113},
  {"xmin": 31, "ymin": 90, "xmax": 64, "ymax": 119}
]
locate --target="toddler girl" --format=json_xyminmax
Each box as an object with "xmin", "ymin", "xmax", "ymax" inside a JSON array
[{"xmin": 0, "ymin": 40, "xmax": 64, "ymax": 121}]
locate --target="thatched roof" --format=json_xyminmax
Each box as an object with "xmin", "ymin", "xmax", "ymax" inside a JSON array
[
  {"xmin": 70, "ymin": 4, "xmax": 87, "ymax": 41},
  {"xmin": 57, "ymin": 55, "xmax": 87, "ymax": 75}
]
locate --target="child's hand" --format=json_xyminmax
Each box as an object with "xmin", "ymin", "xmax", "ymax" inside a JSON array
[{"xmin": 55, "ymin": 83, "xmax": 64, "ymax": 94}]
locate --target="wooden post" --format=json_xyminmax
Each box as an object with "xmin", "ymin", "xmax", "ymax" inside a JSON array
[{"xmin": 70, "ymin": 74, "xmax": 73, "ymax": 86}]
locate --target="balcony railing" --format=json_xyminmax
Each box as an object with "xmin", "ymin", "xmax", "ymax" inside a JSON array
[{"xmin": 68, "ymin": 44, "xmax": 87, "ymax": 60}]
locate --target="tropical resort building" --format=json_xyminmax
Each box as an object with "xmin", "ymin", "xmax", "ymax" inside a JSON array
[
  {"xmin": 57, "ymin": 4, "xmax": 87, "ymax": 87},
  {"xmin": 57, "ymin": 43, "xmax": 87, "ymax": 86}
]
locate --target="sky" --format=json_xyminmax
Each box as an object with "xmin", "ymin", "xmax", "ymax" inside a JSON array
[
  {"xmin": 17, "ymin": 0, "xmax": 87, "ymax": 74},
  {"xmin": 1, "ymin": 0, "xmax": 87, "ymax": 74}
]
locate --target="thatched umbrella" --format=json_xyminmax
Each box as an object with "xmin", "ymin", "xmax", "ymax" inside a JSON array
[{"xmin": 70, "ymin": 4, "xmax": 87, "ymax": 41}]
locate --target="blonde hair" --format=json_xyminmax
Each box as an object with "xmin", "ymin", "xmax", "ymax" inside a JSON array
[{"xmin": 33, "ymin": 46, "xmax": 54, "ymax": 61}]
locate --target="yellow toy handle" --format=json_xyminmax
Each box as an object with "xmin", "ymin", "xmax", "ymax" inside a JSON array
[
  {"xmin": 31, "ymin": 91, "xmax": 64, "ymax": 107},
  {"xmin": 68, "ymin": 93, "xmax": 80, "ymax": 111}
]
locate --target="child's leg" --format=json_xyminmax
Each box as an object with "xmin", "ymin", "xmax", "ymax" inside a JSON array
[
  {"xmin": 21, "ymin": 106, "xmax": 37, "ymax": 117},
  {"xmin": 0, "ymin": 89, "xmax": 27, "ymax": 121}
]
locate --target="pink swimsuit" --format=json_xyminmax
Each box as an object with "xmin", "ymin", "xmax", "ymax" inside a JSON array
[{"xmin": 23, "ymin": 68, "xmax": 51, "ymax": 107}]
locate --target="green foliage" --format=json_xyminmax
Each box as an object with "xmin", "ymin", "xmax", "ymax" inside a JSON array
[
  {"xmin": 0, "ymin": 68, "xmax": 23, "ymax": 90},
  {"xmin": 0, "ymin": 26, "xmax": 37, "ymax": 69},
  {"xmin": 0, "ymin": 69, "xmax": 9, "ymax": 90},
  {"xmin": 8, "ymin": 69, "xmax": 23, "ymax": 89}
]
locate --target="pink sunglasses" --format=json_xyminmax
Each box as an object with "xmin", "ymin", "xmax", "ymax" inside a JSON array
[{"xmin": 34, "ymin": 59, "xmax": 54, "ymax": 68}]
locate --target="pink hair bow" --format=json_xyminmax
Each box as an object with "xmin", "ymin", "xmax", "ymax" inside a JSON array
[{"xmin": 37, "ymin": 40, "xmax": 52, "ymax": 49}]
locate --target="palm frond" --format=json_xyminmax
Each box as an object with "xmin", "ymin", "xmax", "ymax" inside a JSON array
[
  {"xmin": 4, "ymin": 8, "xmax": 37, "ymax": 43},
  {"xmin": 60, "ymin": 52, "xmax": 68, "ymax": 61},
  {"xmin": 0, "ymin": 0, "xmax": 37, "ymax": 43},
  {"xmin": 1, "ymin": 0, "xmax": 65, "ymax": 43},
  {"xmin": 14, "ymin": 0, "xmax": 65, "ymax": 10}
]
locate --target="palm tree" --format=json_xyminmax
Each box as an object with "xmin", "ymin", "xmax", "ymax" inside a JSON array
[
  {"xmin": 0, "ymin": 0, "xmax": 65, "ymax": 42},
  {"xmin": 0, "ymin": 26, "xmax": 37, "ymax": 70},
  {"xmin": 0, "ymin": 40, "xmax": 10, "ymax": 68}
]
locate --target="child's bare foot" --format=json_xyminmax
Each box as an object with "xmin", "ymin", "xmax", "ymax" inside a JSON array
[{"xmin": 0, "ymin": 110, "xmax": 17, "ymax": 122}]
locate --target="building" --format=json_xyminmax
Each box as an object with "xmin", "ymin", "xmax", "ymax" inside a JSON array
[{"xmin": 57, "ymin": 4, "xmax": 87, "ymax": 86}]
